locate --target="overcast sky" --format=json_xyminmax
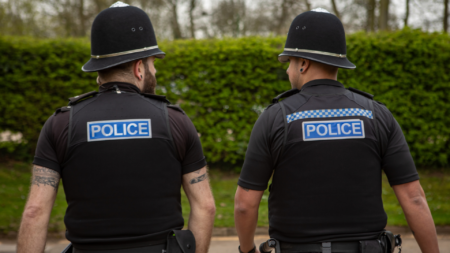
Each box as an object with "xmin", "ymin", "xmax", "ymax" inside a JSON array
[{"xmin": 199, "ymin": 0, "xmax": 445, "ymax": 33}]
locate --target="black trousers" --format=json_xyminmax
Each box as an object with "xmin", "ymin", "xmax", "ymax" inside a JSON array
[{"xmin": 72, "ymin": 243, "xmax": 166, "ymax": 253}]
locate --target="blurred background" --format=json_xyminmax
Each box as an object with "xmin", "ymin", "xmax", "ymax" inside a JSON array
[
  {"xmin": 0, "ymin": 0, "xmax": 449, "ymax": 39},
  {"xmin": 0, "ymin": 0, "xmax": 449, "ymax": 245}
]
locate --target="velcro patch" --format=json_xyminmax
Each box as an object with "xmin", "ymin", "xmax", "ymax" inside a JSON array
[
  {"xmin": 87, "ymin": 119, "xmax": 152, "ymax": 142},
  {"xmin": 302, "ymin": 119, "xmax": 365, "ymax": 141}
]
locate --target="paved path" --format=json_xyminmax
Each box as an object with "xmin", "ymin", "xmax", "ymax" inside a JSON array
[{"xmin": 1, "ymin": 234, "xmax": 449, "ymax": 253}]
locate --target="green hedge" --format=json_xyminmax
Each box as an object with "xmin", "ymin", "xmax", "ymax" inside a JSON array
[{"xmin": 0, "ymin": 29, "xmax": 449, "ymax": 168}]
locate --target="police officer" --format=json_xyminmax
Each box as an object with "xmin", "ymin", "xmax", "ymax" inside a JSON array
[
  {"xmin": 234, "ymin": 9, "xmax": 439, "ymax": 253},
  {"xmin": 17, "ymin": 2, "xmax": 215, "ymax": 253}
]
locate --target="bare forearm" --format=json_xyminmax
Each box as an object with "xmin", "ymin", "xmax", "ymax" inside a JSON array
[
  {"xmin": 394, "ymin": 181, "xmax": 439, "ymax": 253},
  {"xmin": 188, "ymin": 207, "xmax": 215, "ymax": 253},
  {"xmin": 17, "ymin": 165, "xmax": 59, "ymax": 253},
  {"xmin": 17, "ymin": 213, "xmax": 49, "ymax": 253},
  {"xmin": 235, "ymin": 206, "xmax": 258, "ymax": 252},
  {"xmin": 402, "ymin": 196, "xmax": 439, "ymax": 253}
]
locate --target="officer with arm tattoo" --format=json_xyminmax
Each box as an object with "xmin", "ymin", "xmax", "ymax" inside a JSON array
[
  {"xmin": 234, "ymin": 9, "xmax": 439, "ymax": 253},
  {"xmin": 17, "ymin": 2, "xmax": 215, "ymax": 253}
]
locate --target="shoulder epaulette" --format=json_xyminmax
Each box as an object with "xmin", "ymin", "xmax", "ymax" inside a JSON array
[
  {"xmin": 141, "ymin": 93, "xmax": 171, "ymax": 104},
  {"xmin": 54, "ymin": 106, "xmax": 71, "ymax": 115},
  {"xmin": 374, "ymin": 100, "xmax": 386, "ymax": 106},
  {"xmin": 348, "ymin": 87, "xmax": 374, "ymax": 99},
  {"xmin": 68, "ymin": 91, "xmax": 98, "ymax": 105},
  {"xmin": 167, "ymin": 104, "xmax": 186, "ymax": 115},
  {"xmin": 272, "ymin": 88, "xmax": 300, "ymax": 104}
]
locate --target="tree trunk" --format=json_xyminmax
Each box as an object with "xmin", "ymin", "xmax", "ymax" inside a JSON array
[
  {"xmin": 276, "ymin": 0, "xmax": 289, "ymax": 35},
  {"xmin": 78, "ymin": 0, "xmax": 86, "ymax": 37},
  {"xmin": 366, "ymin": 0, "xmax": 376, "ymax": 32},
  {"xmin": 379, "ymin": 0, "xmax": 390, "ymax": 31},
  {"xmin": 189, "ymin": 0, "xmax": 196, "ymax": 38},
  {"xmin": 445, "ymin": 0, "xmax": 449, "ymax": 33},
  {"xmin": 168, "ymin": 0, "xmax": 182, "ymax": 39},
  {"xmin": 330, "ymin": 0, "xmax": 341, "ymax": 20},
  {"xmin": 404, "ymin": 0, "xmax": 409, "ymax": 27},
  {"xmin": 304, "ymin": 0, "xmax": 311, "ymax": 11}
]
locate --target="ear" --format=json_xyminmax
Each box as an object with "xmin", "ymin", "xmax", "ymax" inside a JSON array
[
  {"xmin": 133, "ymin": 60, "xmax": 144, "ymax": 80},
  {"xmin": 300, "ymin": 58, "xmax": 311, "ymax": 73}
]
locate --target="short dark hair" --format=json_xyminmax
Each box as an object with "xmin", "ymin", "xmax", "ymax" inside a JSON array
[
  {"xmin": 97, "ymin": 57, "xmax": 149, "ymax": 80},
  {"xmin": 97, "ymin": 61, "xmax": 135, "ymax": 80}
]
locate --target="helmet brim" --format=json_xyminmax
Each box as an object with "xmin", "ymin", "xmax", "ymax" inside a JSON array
[
  {"xmin": 82, "ymin": 48, "xmax": 165, "ymax": 72},
  {"xmin": 278, "ymin": 51, "xmax": 356, "ymax": 69}
]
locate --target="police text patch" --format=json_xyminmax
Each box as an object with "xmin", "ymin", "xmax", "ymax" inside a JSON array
[
  {"xmin": 302, "ymin": 119, "xmax": 365, "ymax": 141},
  {"xmin": 87, "ymin": 119, "xmax": 152, "ymax": 142}
]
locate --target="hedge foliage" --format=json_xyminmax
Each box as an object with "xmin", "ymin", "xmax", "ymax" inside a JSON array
[{"xmin": 0, "ymin": 29, "xmax": 449, "ymax": 168}]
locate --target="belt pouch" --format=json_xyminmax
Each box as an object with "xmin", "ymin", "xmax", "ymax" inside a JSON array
[
  {"xmin": 165, "ymin": 230, "xmax": 196, "ymax": 253},
  {"xmin": 378, "ymin": 231, "xmax": 396, "ymax": 253},
  {"xmin": 359, "ymin": 240, "xmax": 383, "ymax": 253},
  {"xmin": 61, "ymin": 243, "xmax": 73, "ymax": 253}
]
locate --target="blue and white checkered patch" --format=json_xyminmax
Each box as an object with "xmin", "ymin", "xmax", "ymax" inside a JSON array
[{"xmin": 286, "ymin": 108, "xmax": 373, "ymax": 123}]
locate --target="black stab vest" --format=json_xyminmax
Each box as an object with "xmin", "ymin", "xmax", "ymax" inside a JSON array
[
  {"xmin": 61, "ymin": 90, "xmax": 184, "ymax": 249},
  {"xmin": 269, "ymin": 88, "xmax": 387, "ymax": 243}
]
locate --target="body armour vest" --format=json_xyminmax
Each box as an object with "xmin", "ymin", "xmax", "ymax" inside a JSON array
[
  {"xmin": 269, "ymin": 86, "xmax": 387, "ymax": 243},
  {"xmin": 61, "ymin": 88, "xmax": 184, "ymax": 249}
]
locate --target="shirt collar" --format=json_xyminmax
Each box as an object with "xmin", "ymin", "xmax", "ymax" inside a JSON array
[
  {"xmin": 301, "ymin": 79, "xmax": 345, "ymax": 92},
  {"xmin": 99, "ymin": 82, "xmax": 141, "ymax": 93}
]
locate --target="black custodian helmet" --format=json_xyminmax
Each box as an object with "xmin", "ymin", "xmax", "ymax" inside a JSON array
[
  {"xmin": 278, "ymin": 8, "xmax": 355, "ymax": 69},
  {"xmin": 82, "ymin": 1, "xmax": 165, "ymax": 72}
]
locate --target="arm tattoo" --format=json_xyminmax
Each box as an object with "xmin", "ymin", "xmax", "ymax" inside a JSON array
[
  {"xmin": 31, "ymin": 165, "xmax": 60, "ymax": 190},
  {"xmin": 241, "ymin": 187, "xmax": 250, "ymax": 192},
  {"xmin": 190, "ymin": 173, "xmax": 207, "ymax": 184}
]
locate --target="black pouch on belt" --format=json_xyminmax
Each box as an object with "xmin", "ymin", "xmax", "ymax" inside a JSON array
[
  {"xmin": 359, "ymin": 240, "xmax": 383, "ymax": 253},
  {"xmin": 374, "ymin": 230, "xmax": 402, "ymax": 253},
  {"xmin": 165, "ymin": 230, "xmax": 196, "ymax": 253},
  {"xmin": 379, "ymin": 231, "xmax": 402, "ymax": 253}
]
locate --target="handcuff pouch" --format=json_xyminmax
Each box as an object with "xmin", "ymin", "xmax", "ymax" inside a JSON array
[
  {"xmin": 359, "ymin": 240, "xmax": 383, "ymax": 253},
  {"xmin": 165, "ymin": 230, "xmax": 196, "ymax": 253}
]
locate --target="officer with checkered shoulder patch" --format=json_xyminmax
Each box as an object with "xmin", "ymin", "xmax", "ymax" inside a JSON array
[{"xmin": 234, "ymin": 8, "xmax": 439, "ymax": 253}]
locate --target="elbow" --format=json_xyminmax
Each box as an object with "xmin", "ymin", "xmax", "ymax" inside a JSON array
[
  {"xmin": 22, "ymin": 205, "xmax": 44, "ymax": 220},
  {"xmin": 234, "ymin": 204, "xmax": 248, "ymax": 216},
  {"xmin": 208, "ymin": 203, "xmax": 216, "ymax": 217},
  {"xmin": 409, "ymin": 195, "xmax": 427, "ymax": 207},
  {"xmin": 234, "ymin": 199, "xmax": 254, "ymax": 216},
  {"xmin": 198, "ymin": 200, "xmax": 216, "ymax": 217},
  {"xmin": 202, "ymin": 198, "xmax": 216, "ymax": 217}
]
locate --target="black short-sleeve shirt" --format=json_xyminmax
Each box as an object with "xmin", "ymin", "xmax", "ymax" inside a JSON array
[
  {"xmin": 238, "ymin": 79, "xmax": 419, "ymax": 243},
  {"xmin": 239, "ymin": 80, "xmax": 418, "ymax": 189},
  {"xmin": 32, "ymin": 83, "xmax": 207, "ymax": 249},
  {"xmin": 33, "ymin": 86, "xmax": 206, "ymax": 175}
]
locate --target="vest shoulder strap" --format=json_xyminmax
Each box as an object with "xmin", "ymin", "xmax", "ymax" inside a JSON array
[
  {"xmin": 141, "ymin": 93, "xmax": 171, "ymax": 104},
  {"xmin": 54, "ymin": 105, "xmax": 71, "ymax": 115},
  {"xmin": 68, "ymin": 91, "xmax": 98, "ymax": 105},
  {"xmin": 167, "ymin": 104, "xmax": 186, "ymax": 115},
  {"xmin": 348, "ymin": 87, "xmax": 374, "ymax": 99},
  {"xmin": 272, "ymin": 89, "xmax": 300, "ymax": 104}
]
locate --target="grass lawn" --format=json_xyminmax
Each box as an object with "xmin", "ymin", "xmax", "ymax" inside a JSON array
[{"xmin": 0, "ymin": 162, "xmax": 449, "ymax": 234}]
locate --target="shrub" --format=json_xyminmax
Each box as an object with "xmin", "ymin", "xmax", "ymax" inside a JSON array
[{"xmin": 0, "ymin": 29, "xmax": 449, "ymax": 168}]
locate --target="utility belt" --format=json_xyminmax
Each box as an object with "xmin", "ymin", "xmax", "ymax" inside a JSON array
[
  {"xmin": 259, "ymin": 231, "xmax": 402, "ymax": 253},
  {"xmin": 61, "ymin": 230, "xmax": 196, "ymax": 253}
]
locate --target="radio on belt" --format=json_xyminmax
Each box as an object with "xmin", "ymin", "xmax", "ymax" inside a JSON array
[
  {"xmin": 87, "ymin": 119, "xmax": 152, "ymax": 142},
  {"xmin": 302, "ymin": 119, "xmax": 365, "ymax": 141}
]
